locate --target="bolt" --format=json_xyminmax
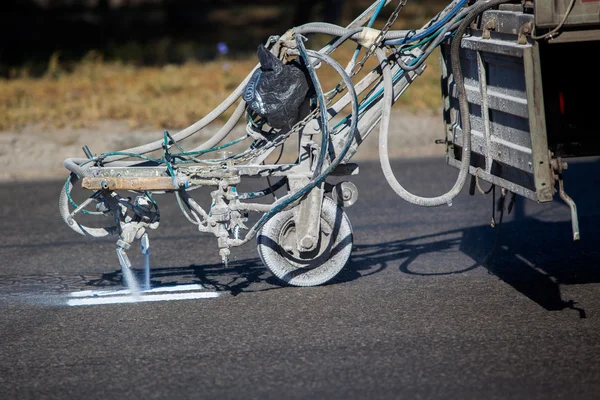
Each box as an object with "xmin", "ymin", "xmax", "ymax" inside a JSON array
[
  {"xmin": 485, "ymin": 20, "xmax": 496, "ymax": 30},
  {"xmin": 301, "ymin": 236, "xmax": 315, "ymax": 250},
  {"xmin": 219, "ymin": 248, "xmax": 231, "ymax": 267},
  {"xmin": 342, "ymin": 188, "xmax": 352, "ymax": 200}
]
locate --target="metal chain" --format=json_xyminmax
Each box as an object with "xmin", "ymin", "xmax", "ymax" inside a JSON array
[
  {"xmin": 350, "ymin": 0, "xmax": 408, "ymax": 78},
  {"xmin": 327, "ymin": 0, "xmax": 407, "ymax": 99},
  {"xmin": 287, "ymin": 1, "xmax": 408, "ymax": 130}
]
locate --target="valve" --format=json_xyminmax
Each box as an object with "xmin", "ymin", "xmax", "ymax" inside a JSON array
[{"xmin": 209, "ymin": 187, "xmax": 235, "ymax": 266}]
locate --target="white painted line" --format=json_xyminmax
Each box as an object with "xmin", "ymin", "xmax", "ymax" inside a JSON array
[
  {"xmin": 69, "ymin": 284, "xmax": 205, "ymax": 298},
  {"xmin": 67, "ymin": 291, "xmax": 220, "ymax": 306}
]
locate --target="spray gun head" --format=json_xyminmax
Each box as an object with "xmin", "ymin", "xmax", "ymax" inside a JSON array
[{"xmin": 219, "ymin": 248, "xmax": 231, "ymax": 268}]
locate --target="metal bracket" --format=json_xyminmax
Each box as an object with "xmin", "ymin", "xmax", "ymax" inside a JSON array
[
  {"xmin": 551, "ymin": 157, "xmax": 580, "ymax": 241},
  {"xmin": 289, "ymin": 177, "xmax": 324, "ymax": 253},
  {"xmin": 141, "ymin": 233, "xmax": 151, "ymax": 290},
  {"xmin": 482, "ymin": 18, "xmax": 497, "ymax": 39},
  {"xmin": 518, "ymin": 22, "xmax": 533, "ymax": 45}
]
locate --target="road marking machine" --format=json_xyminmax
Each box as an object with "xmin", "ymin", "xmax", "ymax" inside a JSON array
[{"xmin": 59, "ymin": 0, "xmax": 600, "ymax": 294}]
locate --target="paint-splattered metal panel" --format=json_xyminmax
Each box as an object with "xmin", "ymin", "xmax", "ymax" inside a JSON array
[{"xmin": 439, "ymin": 8, "xmax": 555, "ymax": 203}]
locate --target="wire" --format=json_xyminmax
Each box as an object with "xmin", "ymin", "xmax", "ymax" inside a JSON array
[
  {"xmin": 530, "ymin": 0, "xmax": 576, "ymax": 40},
  {"xmin": 62, "ymin": 0, "xmax": 519, "ymax": 248},
  {"xmin": 348, "ymin": 0, "xmax": 387, "ymax": 71},
  {"xmin": 377, "ymin": 0, "xmax": 512, "ymax": 208},
  {"xmin": 171, "ymin": 135, "xmax": 250, "ymax": 163},
  {"xmin": 238, "ymin": 177, "xmax": 288, "ymax": 200},
  {"xmin": 384, "ymin": 0, "xmax": 467, "ymax": 45}
]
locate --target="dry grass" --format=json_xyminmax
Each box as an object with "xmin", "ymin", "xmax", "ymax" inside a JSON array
[
  {"xmin": 0, "ymin": 52, "xmax": 257, "ymax": 131},
  {"xmin": 0, "ymin": 44, "xmax": 442, "ymax": 133}
]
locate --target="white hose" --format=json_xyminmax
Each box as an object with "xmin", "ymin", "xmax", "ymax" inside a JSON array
[
  {"xmin": 294, "ymin": 22, "xmax": 419, "ymax": 43},
  {"xmin": 109, "ymin": 1, "xmax": 392, "ymax": 161},
  {"xmin": 376, "ymin": 0, "xmax": 509, "ymax": 207},
  {"xmin": 100, "ymin": 66, "xmax": 257, "ymax": 164},
  {"xmin": 62, "ymin": 67, "xmax": 256, "ymax": 177},
  {"xmin": 64, "ymin": 158, "xmax": 92, "ymax": 178},
  {"xmin": 64, "ymin": 12, "xmax": 397, "ymax": 173},
  {"xmin": 188, "ymin": 98, "xmax": 247, "ymax": 152},
  {"xmin": 376, "ymin": 47, "xmax": 469, "ymax": 207}
]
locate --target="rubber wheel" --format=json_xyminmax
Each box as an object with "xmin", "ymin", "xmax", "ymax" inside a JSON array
[{"xmin": 257, "ymin": 196, "xmax": 353, "ymax": 287}]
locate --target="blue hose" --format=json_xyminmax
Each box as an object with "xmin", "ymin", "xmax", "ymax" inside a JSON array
[
  {"xmin": 350, "ymin": 0, "xmax": 387, "ymax": 70},
  {"xmin": 384, "ymin": 0, "xmax": 467, "ymax": 45},
  {"xmin": 296, "ymin": 34, "xmax": 330, "ymax": 180}
]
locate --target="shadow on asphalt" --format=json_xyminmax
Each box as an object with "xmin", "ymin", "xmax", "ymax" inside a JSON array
[
  {"xmin": 342, "ymin": 215, "xmax": 599, "ymax": 319},
  {"xmin": 86, "ymin": 211, "xmax": 599, "ymax": 317},
  {"xmin": 342, "ymin": 157, "xmax": 600, "ymax": 318},
  {"xmin": 79, "ymin": 158, "xmax": 599, "ymax": 315},
  {"xmin": 84, "ymin": 259, "xmax": 282, "ymax": 297}
]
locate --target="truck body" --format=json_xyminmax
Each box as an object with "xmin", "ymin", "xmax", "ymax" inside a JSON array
[{"xmin": 439, "ymin": 0, "xmax": 600, "ymax": 240}]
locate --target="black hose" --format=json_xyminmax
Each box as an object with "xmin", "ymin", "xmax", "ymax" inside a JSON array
[{"xmin": 296, "ymin": 35, "xmax": 330, "ymax": 180}]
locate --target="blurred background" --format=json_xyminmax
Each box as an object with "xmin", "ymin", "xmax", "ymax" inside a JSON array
[{"xmin": 0, "ymin": 0, "xmax": 447, "ymax": 131}]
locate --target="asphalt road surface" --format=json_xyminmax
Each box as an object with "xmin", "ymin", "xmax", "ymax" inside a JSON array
[{"xmin": 1, "ymin": 156, "xmax": 599, "ymax": 399}]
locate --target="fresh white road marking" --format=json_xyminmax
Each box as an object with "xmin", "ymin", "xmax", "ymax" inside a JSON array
[
  {"xmin": 69, "ymin": 284, "xmax": 205, "ymax": 298},
  {"xmin": 66, "ymin": 284, "xmax": 219, "ymax": 306},
  {"xmin": 67, "ymin": 291, "xmax": 219, "ymax": 306}
]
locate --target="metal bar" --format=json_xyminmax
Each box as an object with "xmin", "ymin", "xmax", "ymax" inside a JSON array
[
  {"xmin": 522, "ymin": 44, "xmax": 555, "ymax": 202},
  {"xmin": 86, "ymin": 162, "xmax": 359, "ymax": 183},
  {"xmin": 447, "ymin": 157, "xmax": 538, "ymax": 200},
  {"xmin": 347, "ymin": 0, "xmax": 393, "ymax": 29},
  {"xmin": 558, "ymin": 177, "xmax": 580, "ymax": 241},
  {"xmin": 288, "ymin": 123, "xmax": 324, "ymax": 252},
  {"xmin": 476, "ymin": 50, "xmax": 493, "ymax": 173},
  {"xmin": 83, "ymin": 177, "xmax": 178, "ymax": 191},
  {"xmin": 294, "ymin": 184, "xmax": 324, "ymax": 252},
  {"xmin": 141, "ymin": 234, "xmax": 151, "ymax": 290},
  {"xmin": 66, "ymin": 196, "xmax": 96, "ymax": 224}
]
